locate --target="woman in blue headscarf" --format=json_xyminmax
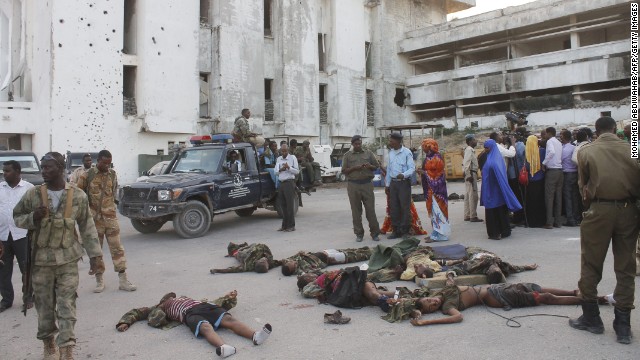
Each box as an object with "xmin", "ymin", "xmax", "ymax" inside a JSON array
[{"xmin": 481, "ymin": 139, "xmax": 522, "ymax": 240}]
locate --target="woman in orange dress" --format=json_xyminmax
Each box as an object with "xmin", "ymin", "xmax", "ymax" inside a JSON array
[{"xmin": 417, "ymin": 138, "xmax": 450, "ymax": 242}]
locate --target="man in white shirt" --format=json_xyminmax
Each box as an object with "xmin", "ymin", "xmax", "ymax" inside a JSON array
[
  {"xmin": 489, "ymin": 132, "xmax": 515, "ymax": 169},
  {"xmin": 542, "ymin": 127, "xmax": 564, "ymax": 229},
  {"xmin": 275, "ymin": 144, "xmax": 299, "ymax": 232},
  {"xmin": 571, "ymin": 129, "xmax": 589, "ymax": 166},
  {"xmin": 0, "ymin": 160, "xmax": 34, "ymax": 312},
  {"xmin": 225, "ymin": 151, "xmax": 243, "ymax": 173}
]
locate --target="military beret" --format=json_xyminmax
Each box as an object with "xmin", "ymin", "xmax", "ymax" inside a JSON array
[
  {"xmin": 351, "ymin": 135, "xmax": 362, "ymax": 143},
  {"xmin": 389, "ymin": 132, "xmax": 403, "ymax": 140}
]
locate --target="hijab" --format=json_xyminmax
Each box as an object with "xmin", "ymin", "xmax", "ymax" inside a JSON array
[
  {"xmin": 525, "ymin": 135, "xmax": 541, "ymax": 175},
  {"xmin": 481, "ymin": 139, "xmax": 522, "ymax": 212}
]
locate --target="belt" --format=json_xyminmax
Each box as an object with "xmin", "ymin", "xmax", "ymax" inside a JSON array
[
  {"xmin": 593, "ymin": 198, "xmax": 635, "ymax": 206},
  {"xmin": 546, "ymin": 168, "xmax": 562, "ymax": 171},
  {"xmin": 348, "ymin": 179, "xmax": 372, "ymax": 184},
  {"xmin": 391, "ymin": 178, "xmax": 410, "ymax": 182},
  {"xmin": 280, "ymin": 179, "xmax": 295, "ymax": 183}
]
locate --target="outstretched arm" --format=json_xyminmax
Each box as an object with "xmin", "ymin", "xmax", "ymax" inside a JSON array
[
  {"xmin": 210, "ymin": 290, "xmax": 238, "ymax": 310},
  {"xmin": 410, "ymin": 308, "xmax": 463, "ymax": 326},
  {"xmin": 210, "ymin": 266, "xmax": 245, "ymax": 274},
  {"xmin": 116, "ymin": 307, "xmax": 152, "ymax": 332}
]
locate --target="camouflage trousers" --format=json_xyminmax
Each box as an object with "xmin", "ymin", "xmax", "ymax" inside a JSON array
[
  {"xmin": 32, "ymin": 261, "xmax": 79, "ymax": 347},
  {"xmin": 95, "ymin": 217, "xmax": 127, "ymax": 273}
]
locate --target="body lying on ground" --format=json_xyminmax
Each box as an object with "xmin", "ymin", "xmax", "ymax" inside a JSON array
[
  {"xmin": 210, "ymin": 242, "xmax": 279, "ymax": 274},
  {"xmin": 281, "ymin": 247, "xmax": 372, "ymax": 276}
]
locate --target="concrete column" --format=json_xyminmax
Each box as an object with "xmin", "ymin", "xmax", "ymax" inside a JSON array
[
  {"xmin": 573, "ymin": 85, "xmax": 582, "ymax": 102},
  {"xmin": 453, "ymin": 54, "xmax": 461, "ymax": 69},
  {"xmin": 570, "ymin": 15, "xmax": 580, "ymax": 48},
  {"xmin": 455, "ymin": 100, "xmax": 463, "ymax": 128}
]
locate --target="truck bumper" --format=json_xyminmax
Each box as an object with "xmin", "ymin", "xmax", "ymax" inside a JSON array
[{"xmin": 118, "ymin": 202, "xmax": 187, "ymax": 219}]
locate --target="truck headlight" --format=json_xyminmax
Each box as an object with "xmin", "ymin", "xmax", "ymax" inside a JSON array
[{"xmin": 158, "ymin": 190, "xmax": 171, "ymax": 201}]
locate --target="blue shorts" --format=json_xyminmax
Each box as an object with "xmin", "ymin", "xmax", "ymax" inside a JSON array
[{"xmin": 183, "ymin": 303, "xmax": 228, "ymax": 337}]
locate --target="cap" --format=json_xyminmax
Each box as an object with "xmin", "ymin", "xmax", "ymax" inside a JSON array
[
  {"xmin": 302, "ymin": 140, "xmax": 310, "ymax": 145},
  {"xmin": 147, "ymin": 307, "xmax": 169, "ymax": 328},
  {"xmin": 465, "ymin": 134, "xmax": 475, "ymax": 140},
  {"xmin": 389, "ymin": 132, "xmax": 403, "ymax": 140},
  {"xmin": 351, "ymin": 135, "xmax": 362, "ymax": 143}
]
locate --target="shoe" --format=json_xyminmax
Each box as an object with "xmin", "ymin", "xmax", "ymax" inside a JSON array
[
  {"xmin": 613, "ymin": 308, "xmax": 633, "ymax": 344},
  {"xmin": 285, "ymin": 227, "xmax": 296, "ymax": 232},
  {"xmin": 252, "ymin": 323, "xmax": 272, "ymax": 345},
  {"xmin": 553, "ymin": 223, "xmax": 562, "ymax": 228},
  {"xmin": 372, "ymin": 234, "xmax": 380, "ymax": 242},
  {"xmin": 118, "ymin": 272, "xmax": 137, "ymax": 292},
  {"xmin": 216, "ymin": 344, "xmax": 237, "ymax": 358},
  {"xmin": 464, "ymin": 217, "xmax": 470, "ymax": 221},
  {"xmin": 356, "ymin": 235, "xmax": 364, "ymax": 242},
  {"xmin": 277, "ymin": 227, "xmax": 285, "ymax": 231},
  {"xmin": 488, "ymin": 236, "xmax": 502, "ymax": 240},
  {"xmin": 43, "ymin": 337, "xmax": 59, "ymax": 360},
  {"xmin": 543, "ymin": 224, "xmax": 553, "ymax": 229},
  {"xmin": 59, "ymin": 345, "xmax": 74, "ymax": 360},
  {"xmin": 324, "ymin": 310, "xmax": 351, "ymax": 324},
  {"xmin": 93, "ymin": 274, "xmax": 105, "ymax": 293},
  {"xmin": 470, "ymin": 218, "xmax": 484, "ymax": 222},
  {"xmin": 387, "ymin": 233, "xmax": 401, "ymax": 240},
  {"xmin": 569, "ymin": 303, "xmax": 604, "ymax": 334},
  {"xmin": 313, "ymin": 180, "xmax": 323, "ymax": 186}
]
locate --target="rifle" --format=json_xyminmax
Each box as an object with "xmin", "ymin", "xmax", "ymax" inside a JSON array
[{"xmin": 22, "ymin": 230, "xmax": 34, "ymax": 316}]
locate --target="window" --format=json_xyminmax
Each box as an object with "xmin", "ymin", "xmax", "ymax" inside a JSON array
[
  {"xmin": 123, "ymin": 0, "xmax": 137, "ymax": 55},
  {"xmin": 200, "ymin": 73, "xmax": 210, "ymax": 118},
  {"xmin": 264, "ymin": 79, "xmax": 273, "ymax": 100},
  {"xmin": 318, "ymin": 33, "xmax": 326, "ymax": 72},
  {"xmin": 394, "ymin": 88, "xmax": 405, "ymax": 107},
  {"xmin": 319, "ymin": 84, "xmax": 328, "ymax": 124},
  {"xmin": 319, "ymin": 84, "xmax": 327, "ymax": 103},
  {"xmin": 366, "ymin": 90, "xmax": 374, "ymax": 126},
  {"xmin": 200, "ymin": 0, "xmax": 210, "ymax": 24},
  {"xmin": 264, "ymin": 0, "xmax": 272, "ymax": 36},
  {"xmin": 123, "ymin": 66, "xmax": 137, "ymax": 116},
  {"xmin": 265, "ymin": 79, "xmax": 274, "ymax": 122},
  {"xmin": 365, "ymin": 42, "xmax": 372, "ymax": 78}
]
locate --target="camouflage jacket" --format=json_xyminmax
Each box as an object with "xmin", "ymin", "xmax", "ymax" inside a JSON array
[
  {"xmin": 116, "ymin": 294, "xmax": 238, "ymax": 330},
  {"xmin": 13, "ymin": 183, "xmax": 102, "ymax": 266},
  {"xmin": 69, "ymin": 166, "xmax": 90, "ymax": 184},
  {"xmin": 76, "ymin": 167, "xmax": 118, "ymax": 219},
  {"xmin": 293, "ymin": 147, "xmax": 313, "ymax": 163},
  {"xmin": 217, "ymin": 243, "xmax": 278, "ymax": 273},
  {"xmin": 285, "ymin": 252, "xmax": 327, "ymax": 275},
  {"xmin": 233, "ymin": 116, "xmax": 251, "ymax": 142}
]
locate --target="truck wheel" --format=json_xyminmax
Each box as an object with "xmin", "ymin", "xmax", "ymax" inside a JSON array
[
  {"xmin": 276, "ymin": 195, "xmax": 299, "ymax": 218},
  {"xmin": 235, "ymin": 207, "xmax": 256, "ymax": 217},
  {"xmin": 338, "ymin": 172, "xmax": 347, "ymax": 182},
  {"xmin": 173, "ymin": 200, "xmax": 212, "ymax": 238},
  {"xmin": 130, "ymin": 219, "xmax": 166, "ymax": 234}
]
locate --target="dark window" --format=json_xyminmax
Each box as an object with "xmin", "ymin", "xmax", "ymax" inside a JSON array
[
  {"xmin": 200, "ymin": 0, "xmax": 210, "ymax": 24},
  {"xmin": 365, "ymin": 42, "xmax": 372, "ymax": 78},
  {"xmin": 200, "ymin": 73, "xmax": 210, "ymax": 118},
  {"xmin": 264, "ymin": 0, "xmax": 272, "ymax": 36},
  {"xmin": 123, "ymin": 66, "xmax": 137, "ymax": 116},
  {"xmin": 319, "ymin": 84, "xmax": 327, "ymax": 103},
  {"xmin": 318, "ymin": 33, "xmax": 326, "ymax": 72},
  {"xmin": 394, "ymin": 88, "xmax": 405, "ymax": 107},
  {"xmin": 265, "ymin": 79, "xmax": 274, "ymax": 122},
  {"xmin": 123, "ymin": 0, "xmax": 137, "ymax": 55},
  {"xmin": 264, "ymin": 79, "xmax": 273, "ymax": 100},
  {"xmin": 366, "ymin": 90, "xmax": 374, "ymax": 126},
  {"xmin": 563, "ymin": 39, "xmax": 571, "ymax": 50},
  {"xmin": 600, "ymin": 111, "xmax": 611, "ymax": 117},
  {"xmin": 319, "ymin": 84, "xmax": 328, "ymax": 124}
]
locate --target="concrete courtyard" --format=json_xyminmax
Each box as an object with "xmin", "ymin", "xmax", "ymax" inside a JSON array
[{"xmin": 1, "ymin": 181, "xmax": 638, "ymax": 360}]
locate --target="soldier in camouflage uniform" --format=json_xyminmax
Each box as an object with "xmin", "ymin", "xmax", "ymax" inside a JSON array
[
  {"xmin": 209, "ymin": 242, "xmax": 280, "ymax": 274},
  {"xmin": 13, "ymin": 152, "xmax": 105, "ymax": 360},
  {"xmin": 294, "ymin": 140, "xmax": 322, "ymax": 186},
  {"xmin": 232, "ymin": 109, "xmax": 257, "ymax": 143},
  {"xmin": 116, "ymin": 290, "xmax": 272, "ymax": 358},
  {"xmin": 280, "ymin": 247, "xmax": 372, "ymax": 276},
  {"xmin": 76, "ymin": 150, "xmax": 136, "ymax": 293},
  {"xmin": 68, "ymin": 153, "xmax": 92, "ymax": 184}
]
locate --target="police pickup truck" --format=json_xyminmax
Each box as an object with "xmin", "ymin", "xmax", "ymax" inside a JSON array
[{"xmin": 118, "ymin": 134, "xmax": 299, "ymax": 238}]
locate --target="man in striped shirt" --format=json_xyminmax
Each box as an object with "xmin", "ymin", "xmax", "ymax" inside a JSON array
[{"xmin": 116, "ymin": 290, "xmax": 272, "ymax": 358}]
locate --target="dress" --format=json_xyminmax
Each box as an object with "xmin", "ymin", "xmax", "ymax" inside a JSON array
[{"xmin": 420, "ymin": 139, "xmax": 449, "ymax": 241}]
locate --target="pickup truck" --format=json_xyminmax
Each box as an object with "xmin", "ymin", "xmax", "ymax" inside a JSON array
[
  {"xmin": 0, "ymin": 151, "xmax": 44, "ymax": 185},
  {"xmin": 118, "ymin": 135, "xmax": 300, "ymax": 238}
]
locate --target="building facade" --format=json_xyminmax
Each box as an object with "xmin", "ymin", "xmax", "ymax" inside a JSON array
[{"xmin": 400, "ymin": 0, "xmax": 632, "ymax": 129}]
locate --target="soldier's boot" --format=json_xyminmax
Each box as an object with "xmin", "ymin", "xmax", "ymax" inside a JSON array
[
  {"xmin": 569, "ymin": 302, "xmax": 604, "ymax": 334},
  {"xmin": 118, "ymin": 272, "xmax": 137, "ymax": 292},
  {"xmin": 43, "ymin": 337, "xmax": 60, "ymax": 360},
  {"xmin": 59, "ymin": 345, "xmax": 74, "ymax": 360},
  {"xmin": 93, "ymin": 274, "xmax": 105, "ymax": 293},
  {"xmin": 613, "ymin": 307, "xmax": 633, "ymax": 344}
]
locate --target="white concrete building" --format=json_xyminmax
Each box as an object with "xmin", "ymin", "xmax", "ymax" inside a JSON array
[{"xmin": 400, "ymin": 0, "xmax": 632, "ymax": 129}]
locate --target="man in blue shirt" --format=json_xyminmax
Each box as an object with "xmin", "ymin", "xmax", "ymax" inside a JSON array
[{"xmin": 384, "ymin": 132, "xmax": 415, "ymax": 239}]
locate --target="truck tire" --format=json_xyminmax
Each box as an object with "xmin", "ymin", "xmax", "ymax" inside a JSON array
[
  {"xmin": 130, "ymin": 219, "xmax": 166, "ymax": 234},
  {"xmin": 235, "ymin": 207, "xmax": 256, "ymax": 217},
  {"xmin": 276, "ymin": 195, "xmax": 299, "ymax": 218},
  {"xmin": 173, "ymin": 200, "xmax": 212, "ymax": 238}
]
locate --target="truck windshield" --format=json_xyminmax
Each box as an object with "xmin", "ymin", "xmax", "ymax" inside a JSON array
[
  {"xmin": 172, "ymin": 148, "xmax": 223, "ymax": 174},
  {"xmin": 0, "ymin": 155, "xmax": 41, "ymax": 174}
]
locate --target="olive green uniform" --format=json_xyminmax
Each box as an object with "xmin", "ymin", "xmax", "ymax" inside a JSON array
[
  {"xmin": 294, "ymin": 146, "xmax": 321, "ymax": 184},
  {"xmin": 13, "ymin": 183, "xmax": 103, "ymax": 347},
  {"xmin": 341, "ymin": 148, "xmax": 380, "ymax": 237},
  {"xmin": 577, "ymin": 133, "xmax": 640, "ymax": 310}
]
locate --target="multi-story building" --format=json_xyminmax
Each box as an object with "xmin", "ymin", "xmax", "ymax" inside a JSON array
[{"xmin": 400, "ymin": 0, "xmax": 632, "ymax": 129}]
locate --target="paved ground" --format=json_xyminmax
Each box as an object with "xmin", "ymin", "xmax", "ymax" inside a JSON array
[{"xmin": 1, "ymin": 182, "xmax": 639, "ymax": 360}]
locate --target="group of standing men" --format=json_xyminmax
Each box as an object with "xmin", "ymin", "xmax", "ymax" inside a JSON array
[{"xmin": 0, "ymin": 150, "xmax": 136, "ymax": 359}]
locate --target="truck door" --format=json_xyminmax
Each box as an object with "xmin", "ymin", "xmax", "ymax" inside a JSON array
[{"xmin": 219, "ymin": 147, "xmax": 261, "ymax": 209}]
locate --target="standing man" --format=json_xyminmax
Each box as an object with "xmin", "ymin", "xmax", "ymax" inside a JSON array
[
  {"xmin": 489, "ymin": 132, "xmax": 516, "ymax": 169},
  {"xmin": 462, "ymin": 134, "xmax": 482, "ymax": 223},
  {"xmin": 542, "ymin": 127, "xmax": 564, "ymax": 229},
  {"xmin": 560, "ymin": 130, "xmax": 579, "ymax": 226},
  {"xmin": 0, "ymin": 161, "xmax": 34, "ymax": 313},
  {"xmin": 68, "ymin": 153, "xmax": 92, "ymax": 184},
  {"xmin": 341, "ymin": 135, "xmax": 381, "ymax": 242},
  {"xmin": 385, "ymin": 132, "xmax": 415, "ymax": 239},
  {"xmin": 232, "ymin": 109, "xmax": 258, "ymax": 144},
  {"xmin": 13, "ymin": 152, "xmax": 105, "ymax": 360},
  {"xmin": 76, "ymin": 150, "xmax": 136, "ymax": 293},
  {"xmin": 275, "ymin": 144, "xmax": 299, "ymax": 232},
  {"xmin": 295, "ymin": 140, "xmax": 322, "ymax": 186},
  {"xmin": 569, "ymin": 117, "xmax": 640, "ymax": 344}
]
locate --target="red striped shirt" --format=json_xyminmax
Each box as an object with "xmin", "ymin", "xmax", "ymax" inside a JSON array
[{"xmin": 160, "ymin": 296, "xmax": 201, "ymax": 322}]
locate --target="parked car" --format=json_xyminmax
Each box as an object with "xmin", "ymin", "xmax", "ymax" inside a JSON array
[
  {"xmin": 0, "ymin": 151, "xmax": 44, "ymax": 185},
  {"xmin": 136, "ymin": 161, "xmax": 171, "ymax": 182},
  {"xmin": 65, "ymin": 151, "xmax": 99, "ymax": 181}
]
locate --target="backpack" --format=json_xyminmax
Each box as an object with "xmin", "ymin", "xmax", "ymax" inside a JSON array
[
  {"xmin": 327, "ymin": 266, "xmax": 367, "ymax": 309},
  {"xmin": 518, "ymin": 164, "xmax": 529, "ymax": 186}
]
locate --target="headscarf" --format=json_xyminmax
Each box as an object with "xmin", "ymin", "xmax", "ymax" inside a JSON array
[
  {"xmin": 525, "ymin": 135, "xmax": 541, "ymax": 175},
  {"xmin": 421, "ymin": 138, "xmax": 439, "ymax": 154},
  {"xmin": 481, "ymin": 139, "xmax": 522, "ymax": 212}
]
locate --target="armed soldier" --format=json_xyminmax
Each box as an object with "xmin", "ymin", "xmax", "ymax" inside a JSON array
[
  {"xmin": 13, "ymin": 152, "xmax": 105, "ymax": 360},
  {"xmin": 76, "ymin": 150, "xmax": 136, "ymax": 293}
]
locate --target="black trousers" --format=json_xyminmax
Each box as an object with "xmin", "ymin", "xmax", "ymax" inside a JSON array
[
  {"xmin": 0, "ymin": 233, "xmax": 30, "ymax": 307},
  {"xmin": 389, "ymin": 180, "xmax": 411, "ymax": 235},
  {"xmin": 278, "ymin": 180, "xmax": 296, "ymax": 229}
]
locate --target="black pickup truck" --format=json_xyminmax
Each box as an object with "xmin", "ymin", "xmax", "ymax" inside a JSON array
[{"xmin": 118, "ymin": 137, "xmax": 299, "ymax": 238}]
